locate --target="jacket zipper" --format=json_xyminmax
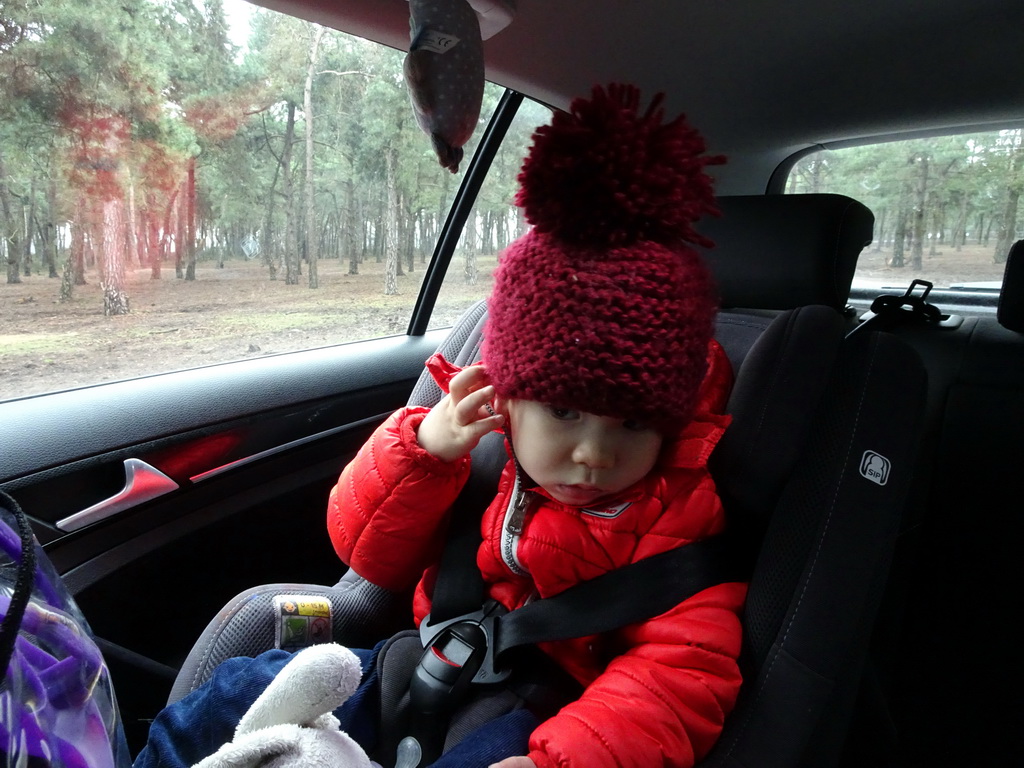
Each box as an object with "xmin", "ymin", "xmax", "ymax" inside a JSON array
[{"xmin": 501, "ymin": 474, "xmax": 530, "ymax": 576}]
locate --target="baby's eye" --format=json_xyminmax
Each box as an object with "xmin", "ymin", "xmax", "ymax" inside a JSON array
[
  {"xmin": 548, "ymin": 406, "xmax": 580, "ymax": 421},
  {"xmin": 623, "ymin": 419, "xmax": 651, "ymax": 432}
]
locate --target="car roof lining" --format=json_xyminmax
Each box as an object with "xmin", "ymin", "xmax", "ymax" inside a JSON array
[{"xmin": 252, "ymin": 0, "xmax": 1024, "ymax": 194}]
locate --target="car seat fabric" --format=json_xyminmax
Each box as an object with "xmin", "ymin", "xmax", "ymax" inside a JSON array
[
  {"xmin": 867, "ymin": 239, "xmax": 1024, "ymax": 766},
  {"xmin": 997, "ymin": 239, "xmax": 1024, "ymax": 332},
  {"xmin": 710, "ymin": 305, "xmax": 846, "ymax": 541},
  {"xmin": 701, "ymin": 330, "xmax": 926, "ymax": 768},
  {"xmin": 697, "ymin": 194, "xmax": 874, "ymax": 312}
]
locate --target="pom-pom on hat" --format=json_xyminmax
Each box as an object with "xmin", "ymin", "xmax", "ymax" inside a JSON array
[{"xmin": 483, "ymin": 83, "xmax": 725, "ymax": 431}]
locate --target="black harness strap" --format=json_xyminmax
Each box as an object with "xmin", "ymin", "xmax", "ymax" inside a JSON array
[
  {"xmin": 428, "ymin": 431, "xmax": 506, "ymax": 623},
  {"xmin": 492, "ymin": 533, "xmax": 746, "ymax": 657}
]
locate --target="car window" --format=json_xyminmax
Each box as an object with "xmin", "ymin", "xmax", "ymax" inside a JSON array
[
  {"xmin": 428, "ymin": 97, "xmax": 552, "ymax": 331},
  {"xmin": 0, "ymin": 0, "xmax": 510, "ymax": 401},
  {"xmin": 786, "ymin": 129, "xmax": 1023, "ymax": 296}
]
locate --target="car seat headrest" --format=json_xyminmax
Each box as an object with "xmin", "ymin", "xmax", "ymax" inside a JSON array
[
  {"xmin": 997, "ymin": 240, "xmax": 1024, "ymax": 333},
  {"xmin": 697, "ymin": 194, "xmax": 875, "ymax": 311}
]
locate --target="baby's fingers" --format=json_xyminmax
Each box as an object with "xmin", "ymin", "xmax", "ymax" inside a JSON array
[
  {"xmin": 453, "ymin": 384, "xmax": 501, "ymax": 427},
  {"xmin": 448, "ymin": 364, "xmax": 490, "ymax": 401}
]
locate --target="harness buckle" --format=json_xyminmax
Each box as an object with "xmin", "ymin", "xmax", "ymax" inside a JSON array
[
  {"xmin": 417, "ymin": 600, "xmax": 511, "ymax": 688},
  {"xmin": 400, "ymin": 602, "xmax": 511, "ymax": 767}
]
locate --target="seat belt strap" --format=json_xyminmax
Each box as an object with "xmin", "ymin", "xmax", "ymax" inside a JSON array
[
  {"xmin": 492, "ymin": 533, "xmax": 747, "ymax": 657},
  {"xmin": 428, "ymin": 433, "xmax": 505, "ymax": 623}
]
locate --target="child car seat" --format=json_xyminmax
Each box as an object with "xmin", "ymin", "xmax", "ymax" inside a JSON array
[{"xmin": 167, "ymin": 195, "xmax": 926, "ymax": 767}]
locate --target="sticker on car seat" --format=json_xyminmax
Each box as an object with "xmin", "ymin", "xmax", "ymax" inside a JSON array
[
  {"xmin": 859, "ymin": 451, "xmax": 891, "ymax": 486},
  {"xmin": 274, "ymin": 595, "xmax": 332, "ymax": 651}
]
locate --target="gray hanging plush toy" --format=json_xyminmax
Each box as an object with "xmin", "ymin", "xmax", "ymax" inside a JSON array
[{"xmin": 403, "ymin": 0, "xmax": 515, "ymax": 173}]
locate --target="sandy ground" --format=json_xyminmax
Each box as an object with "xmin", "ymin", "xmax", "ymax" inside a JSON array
[
  {"xmin": 0, "ymin": 254, "xmax": 495, "ymax": 400},
  {"xmin": 0, "ymin": 243, "xmax": 1007, "ymax": 401}
]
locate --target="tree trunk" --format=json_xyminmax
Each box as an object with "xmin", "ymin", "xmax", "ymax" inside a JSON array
[
  {"xmin": 125, "ymin": 175, "xmax": 138, "ymax": 269},
  {"xmin": 892, "ymin": 208, "xmax": 907, "ymax": 268},
  {"xmin": 873, "ymin": 207, "xmax": 887, "ymax": 252},
  {"xmin": 496, "ymin": 207, "xmax": 509, "ymax": 252},
  {"xmin": 23, "ymin": 180, "xmax": 36, "ymax": 277},
  {"xmin": 282, "ymin": 101, "xmax": 300, "ymax": 285},
  {"xmin": 185, "ymin": 158, "xmax": 198, "ymax": 280},
  {"xmin": 174, "ymin": 187, "xmax": 185, "ymax": 278},
  {"xmin": 384, "ymin": 147, "xmax": 399, "ymax": 295},
  {"xmin": 910, "ymin": 155, "xmax": 928, "ymax": 270},
  {"xmin": 0, "ymin": 153, "xmax": 22, "ymax": 284},
  {"xmin": 153, "ymin": 186, "xmax": 177, "ymax": 279},
  {"xmin": 304, "ymin": 26, "xmax": 324, "ymax": 289},
  {"xmin": 74, "ymin": 199, "xmax": 89, "ymax": 286},
  {"xmin": 101, "ymin": 197, "xmax": 130, "ymax": 315},
  {"xmin": 515, "ymin": 205, "xmax": 528, "ymax": 239},
  {"xmin": 954, "ymin": 194, "xmax": 969, "ymax": 251},
  {"xmin": 138, "ymin": 208, "xmax": 152, "ymax": 277},
  {"xmin": 929, "ymin": 203, "xmax": 943, "ymax": 255},
  {"xmin": 44, "ymin": 180, "xmax": 59, "ymax": 278},
  {"xmin": 464, "ymin": 210, "xmax": 478, "ymax": 285},
  {"xmin": 60, "ymin": 200, "xmax": 88, "ymax": 303},
  {"xmin": 344, "ymin": 180, "xmax": 358, "ymax": 275}
]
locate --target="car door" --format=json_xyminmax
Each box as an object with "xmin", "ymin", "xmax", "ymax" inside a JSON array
[{"xmin": 1, "ymin": 325, "xmax": 443, "ymax": 748}]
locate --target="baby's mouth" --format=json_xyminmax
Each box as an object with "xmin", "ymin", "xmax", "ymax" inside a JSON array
[{"xmin": 552, "ymin": 483, "xmax": 605, "ymax": 505}]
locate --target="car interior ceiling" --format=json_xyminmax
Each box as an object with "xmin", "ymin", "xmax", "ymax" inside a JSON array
[{"xmin": 256, "ymin": 0, "xmax": 1024, "ymax": 195}]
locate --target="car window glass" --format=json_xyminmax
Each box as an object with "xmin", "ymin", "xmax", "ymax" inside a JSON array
[
  {"xmin": 786, "ymin": 129, "xmax": 1023, "ymax": 295},
  {"xmin": 0, "ymin": 0, "xmax": 502, "ymax": 401},
  {"xmin": 428, "ymin": 98, "xmax": 552, "ymax": 330}
]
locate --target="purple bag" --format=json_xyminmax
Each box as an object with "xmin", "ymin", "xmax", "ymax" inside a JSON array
[{"xmin": 0, "ymin": 489, "xmax": 130, "ymax": 768}]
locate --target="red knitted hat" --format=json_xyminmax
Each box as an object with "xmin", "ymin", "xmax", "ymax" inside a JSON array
[{"xmin": 483, "ymin": 84, "xmax": 725, "ymax": 431}]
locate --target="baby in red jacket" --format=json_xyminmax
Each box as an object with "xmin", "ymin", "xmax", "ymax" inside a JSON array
[{"xmin": 329, "ymin": 84, "xmax": 747, "ymax": 768}]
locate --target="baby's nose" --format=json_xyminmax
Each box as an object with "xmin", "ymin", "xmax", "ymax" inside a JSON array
[{"xmin": 572, "ymin": 437, "xmax": 614, "ymax": 469}]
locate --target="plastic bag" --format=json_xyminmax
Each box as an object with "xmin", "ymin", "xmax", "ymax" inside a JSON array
[{"xmin": 0, "ymin": 489, "xmax": 130, "ymax": 767}]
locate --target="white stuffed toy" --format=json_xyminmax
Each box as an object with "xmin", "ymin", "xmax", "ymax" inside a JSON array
[{"xmin": 192, "ymin": 643, "xmax": 375, "ymax": 768}]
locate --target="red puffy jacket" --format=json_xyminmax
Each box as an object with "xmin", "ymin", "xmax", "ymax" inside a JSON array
[{"xmin": 327, "ymin": 341, "xmax": 747, "ymax": 768}]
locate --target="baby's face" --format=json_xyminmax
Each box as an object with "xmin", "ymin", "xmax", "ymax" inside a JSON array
[{"xmin": 501, "ymin": 399, "xmax": 663, "ymax": 507}]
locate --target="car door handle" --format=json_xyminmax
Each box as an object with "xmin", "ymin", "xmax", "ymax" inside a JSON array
[{"xmin": 56, "ymin": 459, "xmax": 179, "ymax": 532}]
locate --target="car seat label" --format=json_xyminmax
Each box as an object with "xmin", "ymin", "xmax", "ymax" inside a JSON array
[
  {"xmin": 274, "ymin": 595, "xmax": 333, "ymax": 651},
  {"xmin": 859, "ymin": 451, "xmax": 891, "ymax": 486}
]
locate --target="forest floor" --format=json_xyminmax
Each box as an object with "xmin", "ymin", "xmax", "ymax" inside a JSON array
[
  {"xmin": 852, "ymin": 241, "xmax": 1008, "ymax": 289},
  {"xmin": 0, "ymin": 242, "xmax": 1009, "ymax": 401},
  {"xmin": 0, "ymin": 253, "xmax": 495, "ymax": 400}
]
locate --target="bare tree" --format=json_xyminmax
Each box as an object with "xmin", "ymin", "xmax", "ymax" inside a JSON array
[
  {"xmin": 384, "ymin": 145, "xmax": 399, "ymax": 295},
  {"xmin": 282, "ymin": 102, "xmax": 300, "ymax": 284},
  {"xmin": 304, "ymin": 25, "xmax": 325, "ymax": 289}
]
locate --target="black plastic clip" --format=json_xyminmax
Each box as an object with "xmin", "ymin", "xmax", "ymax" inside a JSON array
[
  {"xmin": 401, "ymin": 602, "xmax": 511, "ymax": 767},
  {"xmin": 417, "ymin": 600, "xmax": 510, "ymax": 688},
  {"xmin": 870, "ymin": 279, "xmax": 942, "ymax": 324}
]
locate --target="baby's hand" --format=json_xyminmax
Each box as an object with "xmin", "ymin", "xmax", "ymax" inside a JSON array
[
  {"xmin": 488, "ymin": 758, "xmax": 536, "ymax": 768},
  {"xmin": 417, "ymin": 365, "xmax": 504, "ymax": 463}
]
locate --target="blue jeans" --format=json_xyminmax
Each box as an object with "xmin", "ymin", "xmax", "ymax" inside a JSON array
[{"xmin": 133, "ymin": 645, "xmax": 537, "ymax": 768}]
